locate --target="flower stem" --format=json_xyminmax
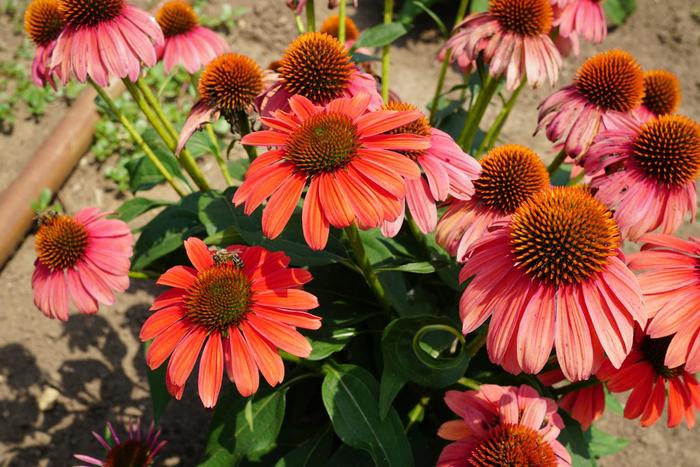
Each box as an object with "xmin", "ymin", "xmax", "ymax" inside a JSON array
[
  {"xmin": 123, "ymin": 79, "xmax": 211, "ymax": 191},
  {"xmin": 206, "ymin": 124, "xmax": 233, "ymax": 185},
  {"xmin": 235, "ymin": 109, "xmax": 258, "ymax": 162},
  {"xmin": 457, "ymin": 377, "xmax": 481, "ymax": 390},
  {"xmin": 89, "ymin": 80, "xmax": 187, "ymax": 197},
  {"xmin": 547, "ymin": 149, "xmax": 567, "ymax": 175},
  {"xmin": 381, "ymin": 0, "xmax": 394, "ymax": 103},
  {"xmin": 344, "ymin": 224, "xmax": 392, "ymax": 312},
  {"xmin": 306, "ymin": 0, "xmax": 315, "ymax": 32},
  {"xmin": 465, "ymin": 326, "xmax": 487, "ymax": 358},
  {"xmin": 476, "ymin": 80, "xmax": 525, "ymax": 156},
  {"xmin": 457, "ymin": 74, "xmax": 499, "ymax": 152},
  {"xmin": 338, "ymin": 0, "xmax": 347, "ymax": 43},
  {"xmin": 552, "ymin": 377, "xmax": 599, "ymax": 396},
  {"xmin": 428, "ymin": 0, "xmax": 471, "ymax": 125},
  {"xmin": 294, "ymin": 13, "xmax": 305, "ymax": 34}
]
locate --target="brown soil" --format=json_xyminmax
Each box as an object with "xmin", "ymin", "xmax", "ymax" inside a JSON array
[{"xmin": 1, "ymin": 0, "xmax": 699, "ymax": 465}]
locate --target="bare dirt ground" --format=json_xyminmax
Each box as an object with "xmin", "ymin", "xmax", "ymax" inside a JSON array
[{"xmin": 1, "ymin": 0, "xmax": 699, "ymax": 465}]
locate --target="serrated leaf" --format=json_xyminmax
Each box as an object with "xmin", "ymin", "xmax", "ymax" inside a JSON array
[
  {"xmin": 322, "ymin": 363, "xmax": 414, "ymax": 467},
  {"xmin": 354, "ymin": 23, "xmax": 409, "ymax": 49}
]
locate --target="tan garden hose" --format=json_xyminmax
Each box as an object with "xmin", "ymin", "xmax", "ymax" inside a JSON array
[{"xmin": 0, "ymin": 81, "xmax": 124, "ymax": 269}]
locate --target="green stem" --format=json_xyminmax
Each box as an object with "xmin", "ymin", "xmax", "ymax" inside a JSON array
[
  {"xmin": 381, "ymin": 0, "xmax": 394, "ymax": 103},
  {"xmin": 89, "ymin": 80, "xmax": 186, "ymax": 197},
  {"xmin": 128, "ymin": 271, "xmax": 159, "ymax": 280},
  {"xmin": 206, "ymin": 124, "xmax": 233, "ymax": 185},
  {"xmin": 235, "ymin": 109, "xmax": 258, "ymax": 162},
  {"xmin": 547, "ymin": 149, "xmax": 567, "ymax": 175},
  {"xmin": 294, "ymin": 13, "xmax": 305, "ymax": 34},
  {"xmin": 456, "ymin": 0, "xmax": 470, "ymax": 20},
  {"xmin": 306, "ymin": 0, "xmax": 315, "ymax": 32},
  {"xmin": 338, "ymin": 0, "xmax": 347, "ymax": 43},
  {"xmin": 457, "ymin": 377, "xmax": 481, "ymax": 390},
  {"xmin": 405, "ymin": 396, "xmax": 430, "ymax": 433},
  {"xmin": 344, "ymin": 224, "xmax": 392, "ymax": 312},
  {"xmin": 476, "ymin": 80, "xmax": 525, "ymax": 156},
  {"xmin": 457, "ymin": 74, "xmax": 499, "ymax": 151},
  {"xmin": 123, "ymin": 79, "xmax": 211, "ymax": 191}
]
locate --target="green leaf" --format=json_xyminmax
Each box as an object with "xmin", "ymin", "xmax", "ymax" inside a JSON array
[
  {"xmin": 408, "ymin": 2, "xmax": 448, "ymax": 37},
  {"xmin": 306, "ymin": 299, "xmax": 371, "ymax": 360},
  {"xmin": 354, "ymin": 23, "xmax": 409, "ymax": 49},
  {"xmin": 604, "ymin": 0, "xmax": 637, "ymax": 26},
  {"xmin": 375, "ymin": 260, "xmax": 435, "ymax": 274},
  {"xmin": 558, "ymin": 412, "xmax": 594, "ymax": 467},
  {"xmin": 322, "ymin": 363, "xmax": 414, "ymax": 467},
  {"xmin": 200, "ymin": 386, "xmax": 288, "ymax": 466},
  {"xmin": 132, "ymin": 193, "xmax": 205, "ymax": 270},
  {"xmin": 588, "ymin": 427, "xmax": 628, "ymax": 459},
  {"xmin": 273, "ymin": 425, "xmax": 334, "ymax": 467},
  {"xmin": 143, "ymin": 341, "xmax": 170, "ymax": 423},
  {"xmin": 605, "ymin": 390, "xmax": 623, "ymax": 414},
  {"xmin": 125, "ymin": 149, "xmax": 186, "ymax": 192},
  {"xmin": 327, "ymin": 444, "xmax": 374, "ymax": 467},
  {"xmin": 378, "ymin": 317, "xmax": 469, "ymax": 417},
  {"xmin": 397, "ymin": 0, "xmax": 441, "ymax": 24},
  {"xmin": 31, "ymin": 188, "xmax": 53, "ymax": 213},
  {"xmin": 470, "ymin": 0, "xmax": 489, "ymax": 13},
  {"xmin": 551, "ymin": 163, "xmax": 573, "ymax": 187},
  {"xmin": 114, "ymin": 197, "xmax": 172, "ymax": 222}
]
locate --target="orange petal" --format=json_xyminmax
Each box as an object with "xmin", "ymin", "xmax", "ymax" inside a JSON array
[
  {"xmin": 157, "ymin": 266, "xmax": 197, "ymax": 289},
  {"xmin": 167, "ymin": 327, "xmax": 208, "ymax": 386},
  {"xmin": 254, "ymin": 289, "xmax": 320, "ymax": 310},
  {"xmin": 247, "ymin": 313, "xmax": 312, "ymax": 357},
  {"xmin": 240, "ymin": 321, "xmax": 285, "ymax": 386},
  {"xmin": 251, "ymin": 304, "xmax": 322, "ymax": 330},
  {"xmin": 228, "ymin": 327, "xmax": 260, "ymax": 397},
  {"xmin": 184, "ymin": 237, "xmax": 213, "ymax": 271},
  {"xmin": 146, "ymin": 319, "xmax": 190, "ymax": 369},
  {"xmin": 302, "ymin": 179, "xmax": 330, "ymax": 250},
  {"xmin": 198, "ymin": 331, "xmax": 224, "ymax": 408},
  {"xmin": 140, "ymin": 307, "xmax": 186, "ymax": 341},
  {"xmin": 262, "ymin": 172, "xmax": 306, "ymax": 239}
]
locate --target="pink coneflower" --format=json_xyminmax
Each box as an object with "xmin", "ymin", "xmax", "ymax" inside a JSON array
[
  {"xmin": 234, "ymin": 93, "xmax": 428, "ymax": 250},
  {"xmin": 24, "ymin": 0, "xmax": 64, "ymax": 88},
  {"xmin": 51, "ymin": 0, "xmax": 163, "ymax": 86},
  {"xmin": 155, "ymin": 0, "xmax": 228, "ymax": 74},
  {"xmin": 379, "ymin": 103, "xmax": 480, "ymax": 237},
  {"xmin": 435, "ymin": 144, "xmax": 549, "ymax": 262},
  {"xmin": 553, "ymin": 0, "xmax": 607, "ymax": 46},
  {"xmin": 74, "ymin": 419, "xmax": 166, "ymax": 467},
  {"xmin": 627, "ymin": 234, "xmax": 700, "ymax": 372},
  {"xmin": 446, "ymin": 0, "xmax": 561, "ymax": 90},
  {"xmin": 437, "ymin": 384, "xmax": 571, "ymax": 466},
  {"xmin": 538, "ymin": 368, "xmax": 606, "ymax": 430},
  {"xmin": 637, "ymin": 69, "xmax": 682, "ymax": 120},
  {"xmin": 459, "ymin": 186, "xmax": 646, "ymax": 381},
  {"xmin": 176, "ymin": 53, "xmax": 264, "ymax": 154},
  {"xmin": 584, "ymin": 114, "xmax": 700, "ymax": 240},
  {"xmin": 31, "ymin": 209, "xmax": 133, "ymax": 321},
  {"xmin": 536, "ymin": 50, "xmax": 645, "ymax": 160},
  {"xmin": 598, "ymin": 328, "xmax": 700, "ymax": 428},
  {"xmin": 141, "ymin": 238, "xmax": 320, "ymax": 406},
  {"xmin": 257, "ymin": 32, "xmax": 382, "ymax": 117}
]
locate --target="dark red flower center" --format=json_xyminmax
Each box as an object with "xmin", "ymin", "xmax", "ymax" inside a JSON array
[
  {"xmin": 510, "ymin": 187, "xmax": 620, "ymax": 286},
  {"xmin": 103, "ymin": 439, "xmax": 151, "ymax": 467},
  {"xmin": 198, "ymin": 53, "xmax": 264, "ymax": 111},
  {"xmin": 156, "ymin": 0, "xmax": 198, "ymax": 37},
  {"xmin": 574, "ymin": 50, "xmax": 644, "ymax": 112},
  {"xmin": 185, "ymin": 263, "xmax": 252, "ymax": 332},
  {"xmin": 640, "ymin": 335, "xmax": 685, "ymax": 378},
  {"xmin": 319, "ymin": 14, "xmax": 360, "ymax": 42},
  {"xmin": 285, "ymin": 111, "xmax": 359, "ymax": 176},
  {"xmin": 278, "ymin": 32, "xmax": 355, "ymax": 104},
  {"xmin": 474, "ymin": 144, "xmax": 550, "ymax": 214},
  {"xmin": 382, "ymin": 102, "xmax": 431, "ymax": 160},
  {"xmin": 470, "ymin": 424, "xmax": 558, "ymax": 466},
  {"xmin": 642, "ymin": 70, "xmax": 681, "ymax": 116},
  {"xmin": 489, "ymin": 0, "xmax": 553, "ymax": 37},
  {"xmin": 35, "ymin": 212, "xmax": 88, "ymax": 271},
  {"xmin": 24, "ymin": 0, "xmax": 65, "ymax": 46},
  {"xmin": 632, "ymin": 114, "xmax": 700, "ymax": 187},
  {"xmin": 59, "ymin": 0, "xmax": 124, "ymax": 29}
]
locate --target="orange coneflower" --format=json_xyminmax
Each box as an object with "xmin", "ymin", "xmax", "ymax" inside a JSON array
[
  {"xmin": 24, "ymin": 0, "xmax": 65, "ymax": 88},
  {"xmin": 445, "ymin": 0, "xmax": 562, "ymax": 90},
  {"xmin": 437, "ymin": 384, "xmax": 571, "ymax": 466},
  {"xmin": 379, "ymin": 102, "xmax": 481, "ymax": 237},
  {"xmin": 141, "ymin": 238, "xmax": 321, "ymax": 407},
  {"xmin": 538, "ymin": 368, "xmax": 606, "ymax": 430},
  {"xmin": 598, "ymin": 328, "xmax": 700, "ymax": 428},
  {"xmin": 155, "ymin": 0, "xmax": 228, "ymax": 74},
  {"xmin": 628, "ymin": 234, "xmax": 700, "ymax": 373},
  {"xmin": 257, "ymin": 32, "xmax": 382, "ymax": 117},
  {"xmin": 74, "ymin": 419, "xmax": 166, "ymax": 467},
  {"xmin": 536, "ymin": 50, "xmax": 645, "ymax": 160},
  {"xmin": 31, "ymin": 208, "xmax": 133, "ymax": 321},
  {"xmin": 50, "ymin": 0, "xmax": 163, "ymax": 86},
  {"xmin": 584, "ymin": 114, "xmax": 700, "ymax": 239},
  {"xmin": 176, "ymin": 53, "xmax": 265, "ymax": 154},
  {"xmin": 459, "ymin": 186, "xmax": 646, "ymax": 381},
  {"xmin": 436, "ymin": 145, "xmax": 549, "ymax": 262},
  {"xmin": 234, "ymin": 93, "xmax": 429, "ymax": 250}
]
